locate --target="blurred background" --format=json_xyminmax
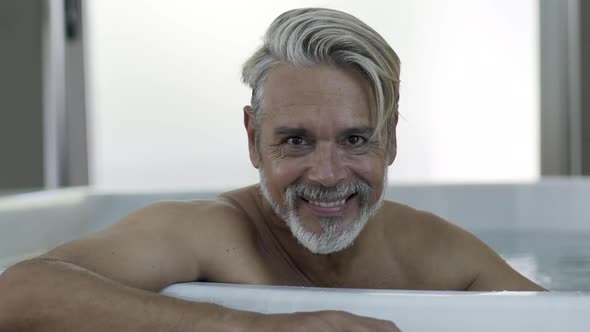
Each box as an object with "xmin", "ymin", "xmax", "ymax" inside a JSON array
[{"xmin": 0, "ymin": 0, "xmax": 588, "ymax": 193}]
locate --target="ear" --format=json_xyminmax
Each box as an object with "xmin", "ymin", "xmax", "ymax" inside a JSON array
[
  {"xmin": 387, "ymin": 112, "xmax": 399, "ymax": 165},
  {"xmin": 244, "ymin": 106, "xmax": 261, "ymax": 168}
]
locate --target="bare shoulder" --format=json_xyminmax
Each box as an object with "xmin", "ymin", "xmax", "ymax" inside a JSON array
[
  {"xmin": 79, "ymin": 197, "xmax": 259, "ymax": 255},
  {"xmin": 120, "ymin": 197, "xmax": 258, "ymax": 238},
  {"xmin": 379, "ymin": 201, "xmax": 545, "ymax": 291},
  {"xmin": 40, "ymin": 193, "xmax": 260, "ymax": 291},
  {"xmin": 380, "ymin": 201, "xmax": 480, "ymax": 266},
  {"xmin": 379, "ymin": 200, "xmax": 469, "ymax": 245}
]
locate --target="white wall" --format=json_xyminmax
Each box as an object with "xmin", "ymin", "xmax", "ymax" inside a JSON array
[{"xmin": 85, "ymin": 0, "xmax": 539, "ymax": 191}]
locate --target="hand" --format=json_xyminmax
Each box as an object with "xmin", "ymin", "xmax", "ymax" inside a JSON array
[{"xmin": 249, "ymin": 310, "xmax": 401, "ymax": 332}]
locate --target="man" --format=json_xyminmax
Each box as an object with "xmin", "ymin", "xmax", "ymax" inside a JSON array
[{"xmin": 0, "ymin": 7, "xmax": 544, "ymax": 332}]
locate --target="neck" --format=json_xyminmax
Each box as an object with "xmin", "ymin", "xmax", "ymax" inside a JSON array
[{"xmin": 254, "ymin": 185, "xmax": 367, "ymax": 287}]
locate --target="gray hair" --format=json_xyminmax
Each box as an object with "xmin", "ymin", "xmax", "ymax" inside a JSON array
[{"xmin": 241, "ymin": 7, "xmax": 401, "ymax": 146}]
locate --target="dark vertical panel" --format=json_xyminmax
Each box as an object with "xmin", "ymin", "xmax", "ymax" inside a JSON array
[
  {"xmin": 581, "ymin": 1, "xmax": 590, "ymax": 174},
  {"xmin": 65, "ymin": 0, "xmax": 88, "ymax": 186},
  {"xmin": 540, "ymin": 0, "xmax": 571, "ymax": 175},
  {"xmin": 0, "ymin": 1, "xmax": 45, "ymax": 189}
]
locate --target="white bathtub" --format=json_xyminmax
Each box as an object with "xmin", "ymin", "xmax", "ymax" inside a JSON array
[{"xmin": 1, "ymin": 178, "xmax": 589, "ymax": 331}]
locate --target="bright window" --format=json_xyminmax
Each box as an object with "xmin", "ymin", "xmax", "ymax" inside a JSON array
[{"xmin": 86, "ymin": 0, "xmax": 539, "ymax": 190}]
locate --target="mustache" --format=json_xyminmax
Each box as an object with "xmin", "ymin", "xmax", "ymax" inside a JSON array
[{"xmin": 285, "ymin": 179, "xmax": 373, "ymax": 203}]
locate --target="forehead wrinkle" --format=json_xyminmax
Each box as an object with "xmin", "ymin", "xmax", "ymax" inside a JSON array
[
  {"xmin": 262, "ymin": 65, "xmax": 374, "ymax": 131},
  {"xmin": 267, "ymin": 92, "xmax": 367, "ymax": 114},
  {"xmin": 269, "ymin": 103, "xmax": 368, "ymax": 120},
  {"xmin": 262, "ymin": 66, "xmax": 374, "ymax": 139}
]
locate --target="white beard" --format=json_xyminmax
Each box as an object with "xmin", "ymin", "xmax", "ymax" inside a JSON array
[{"xmin": 259, "ymin": 170, "xmax": 387, "ymax": 255}]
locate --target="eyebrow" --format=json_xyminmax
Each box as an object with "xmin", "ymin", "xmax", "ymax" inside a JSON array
[
  {"xmin": 340, "ymin": 127, "xmax": 374, "ymax": 137},
  {"xmin": 272, "ymin": 126, "xmax": 374, "ymax": 137},
  {"xmin": 273, "ymin": 127, "xmax": 309, "ymax": 137}
]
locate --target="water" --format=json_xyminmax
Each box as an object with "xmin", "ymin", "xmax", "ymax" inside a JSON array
[
  {"xmin": 477, "ymin": 230, "xmax": 590, "ymax": 291},
  {"xmin": 0, "ymin": 251, "xmax": 46, "ymax": 270}
]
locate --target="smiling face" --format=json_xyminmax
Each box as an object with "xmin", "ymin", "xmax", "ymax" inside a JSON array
[{"xmin": 245, "ymin": 64, "xmax": 395, "ymax": 254}]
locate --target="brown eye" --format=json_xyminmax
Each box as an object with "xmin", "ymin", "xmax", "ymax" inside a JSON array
[
  {"xmin": 286, "ymin": 137, "xmax": 305, "ymax": 145},
  {"xmin": 347, "ymin": 135, "xmax": 365, "ymax": 146}
]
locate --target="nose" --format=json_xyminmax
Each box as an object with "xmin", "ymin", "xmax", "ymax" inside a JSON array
[{"xmin": 306, "ymin": 142, "xmax": 347, "ymax": 187}]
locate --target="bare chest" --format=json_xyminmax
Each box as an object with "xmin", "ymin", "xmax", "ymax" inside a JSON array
[{"xmin": 204, "ymin": 240, "xmax": 408, "ymax": 290}]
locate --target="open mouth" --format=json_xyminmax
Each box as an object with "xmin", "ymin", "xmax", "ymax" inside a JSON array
[{"xmin": 299, "ymin": 193, "xmax": 357, "ymax": 208}]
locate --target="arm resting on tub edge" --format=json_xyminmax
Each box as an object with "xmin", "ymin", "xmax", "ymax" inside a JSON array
[
  {"xmin": 0, "ymin": 259, "xmax": 400, "ymax": 332},
  {"xmin": 0, "ymin": 259, "xmax": 258, "ymax": 332},
  {"xmin": 0, "ymin": 201, "xmax": 257, "ymax": 331},
  {"xmin": 0, "ymin": 258, "xmax": 257, "ymax": 332}
]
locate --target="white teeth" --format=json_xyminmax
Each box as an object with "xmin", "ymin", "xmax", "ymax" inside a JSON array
[{"xmin": 309, "ymin": 199, "xmax": 346, "ymax": 208}]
